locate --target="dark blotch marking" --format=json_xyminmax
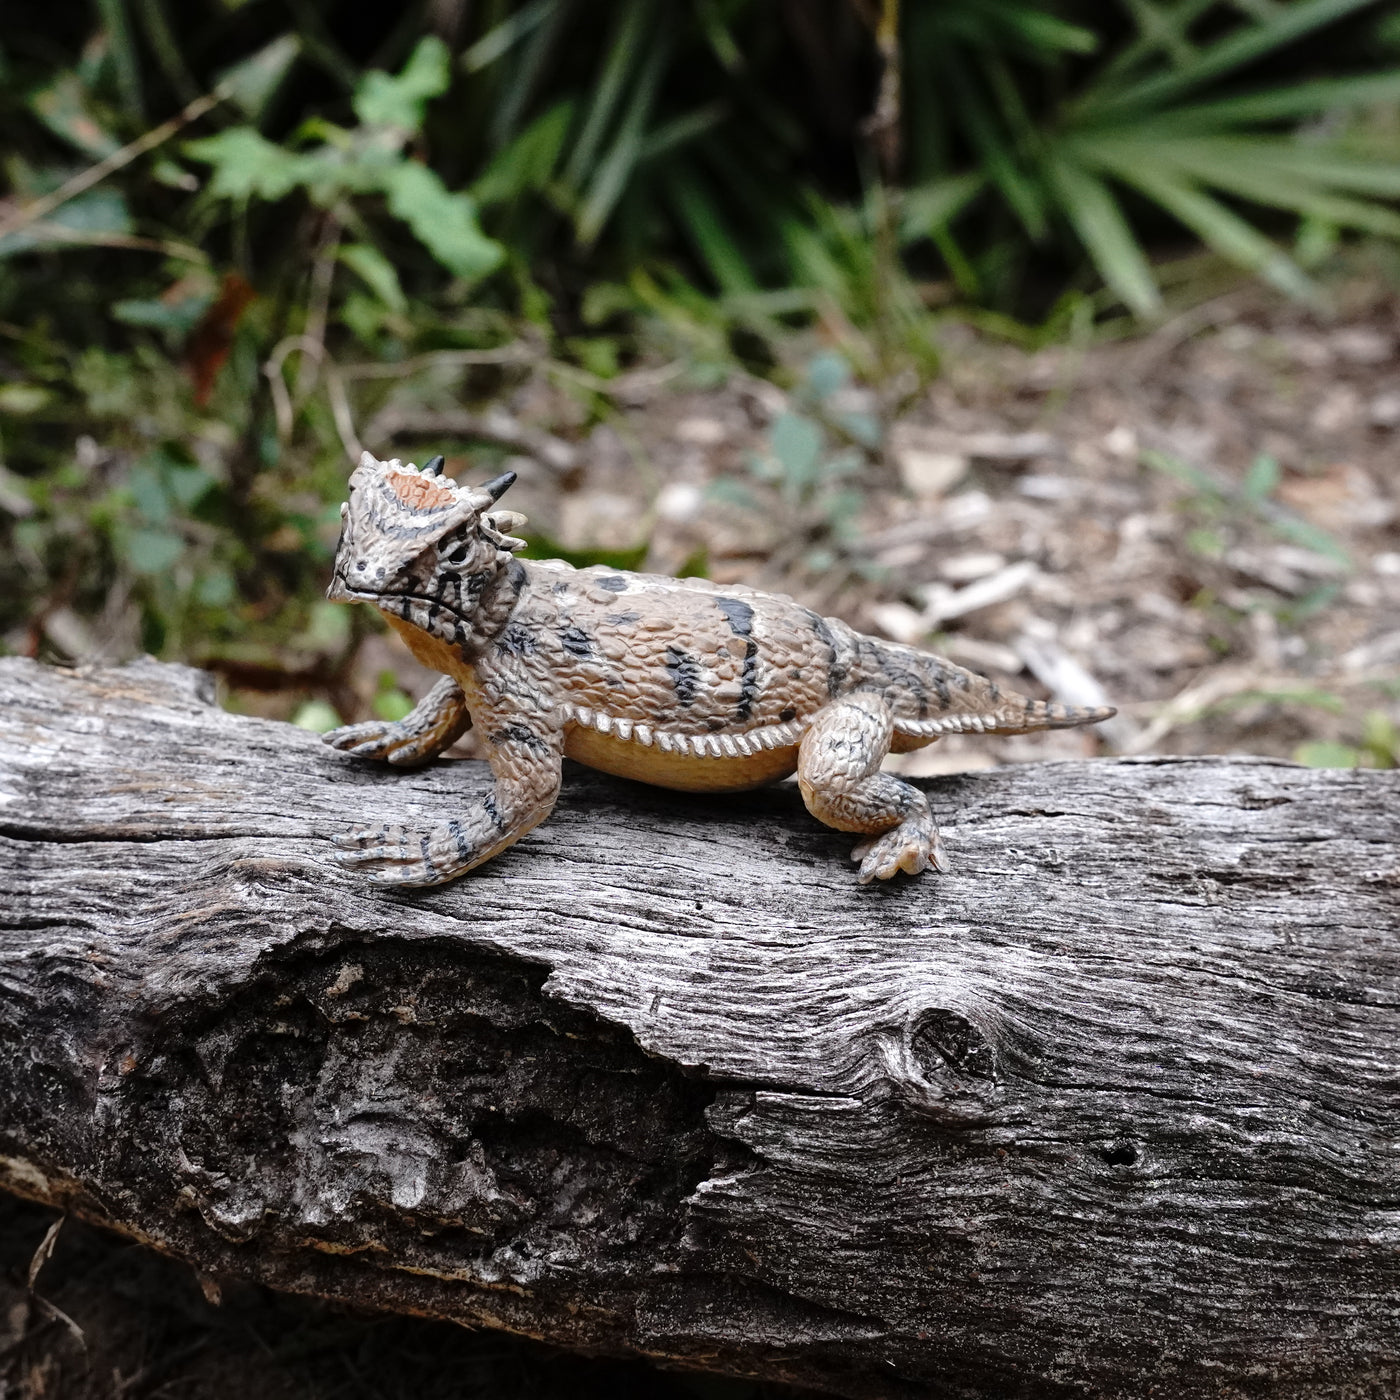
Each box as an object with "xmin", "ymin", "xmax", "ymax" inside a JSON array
[
  {"xmin": 597, "ymin": 574, "xmax": 628, "ymax": 592},
  {"xmin": 560, "ymin": 625, "xmax": 594, "ymax": 660},
  {"xmin": 489, "ymin": 723, "xmax": 551, "ymax": 756},
  {"xmin": 610, "ymin": 610, "xmax": 641, "ymax": 626},
  {"xmin": 497, "ymin": 623, "xmax": 537, "ymax": 656},
  {"xmin": 448, "ymin": 818, "xmax": 473, "ymax": 863},
  {"xmin": 552, "ymin": 580, "xmax": 570, "ymax": 594},
  {"xmin": 419, "ymin": 833, "xmax": 433, "ymax": 868},
  {"xmin": 706, "ymin": 718, "xmax": 726, "ymax": 732},
  {"xmin": 810, "ymin": 615, "xmax": 848, "ymax": 697},
  {"xmin": 779, "ymin": 706, "xmax": 797, "ymax": 723},
  {"xmin": 665, "ymin": 645, "xmax": 702, "ymax": 707},
  {"xmin": 715, "ymin": 596, "xmax": 760, "ymax": 721},
  {"xmin": 482, "ymin": 792, "xmax": 507, "ymax": 832}
]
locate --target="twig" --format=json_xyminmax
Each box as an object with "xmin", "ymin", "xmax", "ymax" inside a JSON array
[
  {"xmin": 297, "ymin": 215, "xmax": 342, "ymax": 399},
  {"xmin": 8, "ymin": 223, "xmax": 208, "ymax": 262},
  {"xmin": 0, "ymin": 84, "xmax": 230, "ymax": 241},
  {"xmin": 262, "ymin": 335, "xmax": 328, "ymax": 444},
  {"xmin": 336, "ymin": 343, "xmax": 538, "ymax": 380}
]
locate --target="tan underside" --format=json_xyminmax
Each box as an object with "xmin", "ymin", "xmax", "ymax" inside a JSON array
[
  {"xmin": 565, "ymin": 724, "xmax": 800, "ymax": 792},
  {"xmin": 389, "ymin": 616, "xmax": 466, "ymax": 674}
]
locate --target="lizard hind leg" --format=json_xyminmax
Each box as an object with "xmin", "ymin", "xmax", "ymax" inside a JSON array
[{"xmin": 797, "ymin": 692, "xmax": 949, "ymax": 884}]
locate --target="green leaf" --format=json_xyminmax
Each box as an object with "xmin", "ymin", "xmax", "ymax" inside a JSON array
[
  {"xmin": 1243, "ymin": 453, "xmax": 1280, "ymax": 503},
  {"xmin": 0, "ymin": 185, "xmax": 133, "ymax": 258},
  {"xmin": 899, "ymin": 172, "xmax": 986, "ymax": 245},
  {"xmin": 124, "ymin": 527, "xmax": 185, "ymax": 574},
  {"xmin": 770, "ymin": 412, "xmax": 824, "ymax": 486},
  {"xmin": 380, "ymin": 162, "xmax": 504, "ymax": 281},
  {"xmin": 338, "ymin": 242, "xmax": 407, "ymax": 311},
  {"xmin": 292, "ymin": 700, "xmax": 342, "ymax": 733},
  {"xmin": 353, "ymin": 36, "xmax": 451, "ymax": 132},
  {"xmin": 28, "ymin": 71, "xmax": 120, "ymax": 159},
  {"xmin": 373, "ymin": 687, "xmax": 415, "ymax": 722},
  {"xmin": 1112, "ymin": 165, "xmax": 1316, "ymax": 302},
  {"xmin": 1046, "ymin": 157, "xmax": 1161, "ymax": 316},
  {"xmin": 470, "ymin": 99, "xmax": 574, "ymax": 207},
  {"xmin": 1137, "ymin": 70, "xmax": 1400, "ymax": 130},
  {"xmin": 564, "ymin": 0, "xmax": 652, "ymax": 189},
  {"xmin": 0, "ymin": 384, "xmax": 53, "ymax": 415},
  {"xmin": 462, "ymin": 0, "xmax": 560, "ymax": 72},
  {"xmin": 1081, "ymin": 0, "xmax": 1384, "ymax": 118},
  {"xmin": 184, "ymin": 127, "xmax": 312, "ymax": 201},
  {"xmin": 1293, "ymin": 740, "xmax": 1361, "ymax": 769},
  {"xmin": 128, "ymin": 460, "xmax": 171, "ymax": 523},
  {"xmin": 666, "ymin": 167, "xmax": 757, "ymax": 295},
  {"xmin": 216, "ymin": 34, "xmax": 299, "ymax": 120},
  {"xmin": 805, "ymin": 351, "xmax": 850, "ymax": 402},
  {"xmin": 165, "ymin": 464, "xmax": 214, "ymax": 509}
]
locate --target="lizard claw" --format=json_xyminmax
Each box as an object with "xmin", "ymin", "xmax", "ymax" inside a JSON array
[
  {"xmin": 331, "ymin": 823, "xmax": 471, "ymax": 887},
  {"xmin": 324, "ymin": 721, "xmax": 438, "ymax": 767},
  {"xmin": 851, "ymin": 816, "xmax": 949, "ymax": 884}
]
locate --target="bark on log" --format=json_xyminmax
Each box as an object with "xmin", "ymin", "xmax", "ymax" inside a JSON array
[{"xmin": 1, "ymin": 656, "xmax": 1397, "ymax": 1399}]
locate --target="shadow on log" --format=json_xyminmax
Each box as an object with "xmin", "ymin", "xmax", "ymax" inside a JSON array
[{"xmin": 1, "ymin": 657, "xmax": 1397, "ymax": 1398}]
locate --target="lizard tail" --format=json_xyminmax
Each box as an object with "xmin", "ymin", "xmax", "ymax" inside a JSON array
[{"xmin": 982, "ymin": 696, "xmax": 1117, "ymax": 735}]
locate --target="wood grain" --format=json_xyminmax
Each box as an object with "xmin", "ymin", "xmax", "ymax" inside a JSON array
[{"xmin": 1, "ymin": 656, "xmax": 1397, "ymax": 1398}]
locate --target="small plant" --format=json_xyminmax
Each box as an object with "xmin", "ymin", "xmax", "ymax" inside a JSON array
[
  {"xmin": 712, "ymin": 350, "xmax": 882, "ymax": 577},
  {"xmin": 186, "ymin": 38, "xmax": 502, "ymax": 293},
  {"xmin": 1296, "ymin": 710, "xmax": 1400, "ymax": 769}
]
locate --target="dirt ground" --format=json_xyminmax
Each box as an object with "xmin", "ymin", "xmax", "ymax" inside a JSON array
[{"xmin": 319, "ymin": 272, "xmax": 1400, "ymax": 779}]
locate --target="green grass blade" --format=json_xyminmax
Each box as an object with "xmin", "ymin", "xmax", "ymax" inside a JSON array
[
  {"xmin": 638, "ymin": 102, "xmax": 727, "ymax": 162},
  {"xmin": 1133, "ymin": 70, "xmax": 1400, "ymax": 129},
  {"xmin": 1081, "ymin": 0, "xmax": 1384, "ymax": 118},
  {"xmin": 471, "ymin": 99, "xmax": 575, "ymax": 207},
  {"xmin": 943, "ymin": 57, "xmax": 1048, "ymax": 239},
  {"xmin": 564, "ymin": 0, "xmax": 651, "ymax": 189},
  {"xmin": 1045, "ymin": 156, "xmax": 1162, "ymax": 315},
  {"xmin": 898, "ymin": 172, "xmax": 985, "ymax": 245},
  {"xmin": 666, "ymin": 165, "xmax": 758, "ymax": 294},
  {"xmin": 1115, "ymin": 165, "xmax": 1316, "ymax": 300},
  {"xmin": 575, "ymin": 29, "xmax": 667, "ymax": 244},
  {"xmin": 462, "ymin": 0, "xmax": 560, "ymax": 72}
]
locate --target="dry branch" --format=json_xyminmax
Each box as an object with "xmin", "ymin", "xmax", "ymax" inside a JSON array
[{"xmin": 0, "ymin": 657, "xmax": 1397, "ymax": 1398}]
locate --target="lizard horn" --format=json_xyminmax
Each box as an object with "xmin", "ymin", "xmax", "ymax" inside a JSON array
[
  {"xmin": 421, "ymin": 454, "xmax": 446, "ymax": 477},
  {"xmin": 480, "ymin": 470, "xmax": 517, "ymax": 502}
]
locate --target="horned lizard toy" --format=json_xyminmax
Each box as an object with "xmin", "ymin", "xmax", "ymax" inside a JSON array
[{"xmin": 324, "ymin": 452, "xmax": 1114, "ymax": 886}]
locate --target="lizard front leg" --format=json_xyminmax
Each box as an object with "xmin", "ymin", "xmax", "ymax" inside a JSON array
[
  {"xmin": 323, "ymin": 675, "xmax": 471, "ymax": 766},
  {"xmin": 332, "ymin": 710, "xmax": 563, "ymax": 887},
  {"xmin": 797, "ymin": 691, "xmax": 949, "ymax": 883}
]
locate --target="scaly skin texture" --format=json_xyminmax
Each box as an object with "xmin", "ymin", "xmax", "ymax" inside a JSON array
[{"xmin": 325, "ymin": 453, "xmax": 1115, "ymax": 885}]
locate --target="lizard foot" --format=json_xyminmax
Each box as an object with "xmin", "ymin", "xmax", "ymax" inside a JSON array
[
  {"xmin": 324, "ymin": 720, "xmax": 443, "ymax": 767},
  {"xmin": 851, "ymin": 815, "xmax": 949, "ymax": 884},
  {"xmin": 331, "ymin": 823, "xmax": 467, "ymax": 887}
]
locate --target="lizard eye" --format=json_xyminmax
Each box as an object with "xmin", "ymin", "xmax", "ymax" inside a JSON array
[{"xmin": 440, "ymin": 534, "xmax": 471, "ymax": 567}]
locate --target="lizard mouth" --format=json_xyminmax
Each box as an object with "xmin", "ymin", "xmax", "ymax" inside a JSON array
[{"xmin": 328, "ymin": 570, "xmax": 468, "ymax": 623}]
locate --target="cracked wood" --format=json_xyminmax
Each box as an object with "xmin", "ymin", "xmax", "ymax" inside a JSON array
[{"xmin": 0, "ymin": 656, "xmax": 1397, "ymax": 1399}]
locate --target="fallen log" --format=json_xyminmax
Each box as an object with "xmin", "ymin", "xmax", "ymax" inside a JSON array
[{"xmin": 0, "ymin": 656, "xmax": 1396, "ymax": 1399}]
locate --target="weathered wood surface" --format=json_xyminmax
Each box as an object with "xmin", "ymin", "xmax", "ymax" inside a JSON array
[{"xmin": 0, "ymin": 656, "xmax": 1397, "ymax": 1399}]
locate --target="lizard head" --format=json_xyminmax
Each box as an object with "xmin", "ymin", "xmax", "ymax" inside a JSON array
[{"xmin": 327, "ymin": 451, "xmax": 529, "ymax": 648}]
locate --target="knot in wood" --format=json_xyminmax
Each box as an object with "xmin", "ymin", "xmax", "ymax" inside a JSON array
[{"xmin": 878, "ymin": 1004, "xmax": 1004, "ymax": 1126}]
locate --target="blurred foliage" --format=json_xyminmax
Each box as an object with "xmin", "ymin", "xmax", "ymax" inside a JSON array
[{"xmin": 1, "ymin": 0, "xmax": 1400, "ymax": 677}]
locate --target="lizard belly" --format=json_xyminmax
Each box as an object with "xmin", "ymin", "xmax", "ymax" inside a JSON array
[{"xmin": 564, "ymin": 725, "xmax": 798, "ymax": 792}]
